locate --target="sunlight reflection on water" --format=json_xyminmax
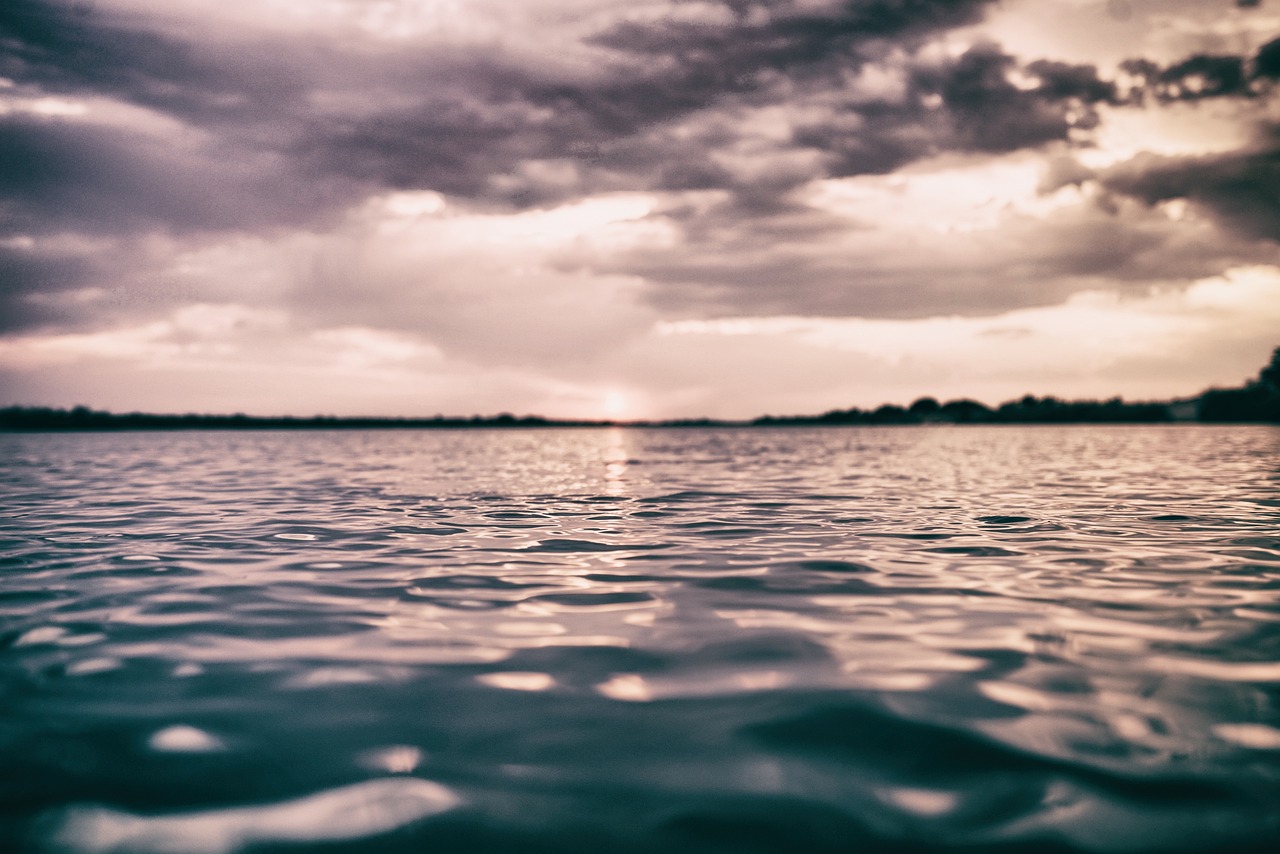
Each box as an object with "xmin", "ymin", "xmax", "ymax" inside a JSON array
[{"xmin": 2, "ymin": 425, "xmax": 1279, "ymax": 852}]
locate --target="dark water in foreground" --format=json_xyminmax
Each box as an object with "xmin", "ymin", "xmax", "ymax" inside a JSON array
[{"xmin": 2, "ymin": 425, "xmax": 1280, "ymax": 854}]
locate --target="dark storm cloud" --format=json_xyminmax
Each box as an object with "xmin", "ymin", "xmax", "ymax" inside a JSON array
[
  {"xmin": 592, "ymin": 39, "xmax": 1123, "ymax": 215},
  {"xmin": 453, "ymin": 0, "xmax": 996, "ymax": 204},
  {"xmin": 612, "ymin": 32, "xmax": 1280, "ymax": 319},
  {"xmin": 0, "ymin": 113, "xmax": 353, "ymax": 236},
  {"xmin": 0, "ymin": 1, "xmax": 313, "ymax": 139},
  {"xmin": 0, "ymin": 243, "xmax": 94, "ymax": 333},
  {"xmin": 0, "ymin": 1, "xmax": 357, "ymax": 244},
  {"xmin": 589, "ymin": 0, "xmax": 992, "ymax": 57},
  {"xmin": 1159, "ymin": 54, "xmax": 1247, "ymax": 99},
  {"xmin": 1118, "ymin": 55, "xmax": 1249, "ymax": 101},
  {"xmin": 614, "ymin": 193, "xmax": 1278, "ymax": 321},
  {"xmin": 546, "ymin": 5, "xmax": 1115, "ymax": 201},
  {"xmin": 1101, "ymin": 144, "xmax": 1280, "ymax": 242},
  {"xmin": 2, "ymin": 1, "xmax": 571, "ymax": 223},
  {"xmin": 0, "ymin": 0, "xmax": 1004, "ymax": 326},
  {"xmin": 1, "ymin": 0, "xmax": 212, "ymax": 100},
  {"xmin": 908, "ymin": 44, "xmax": 1111, "ymax": 153},
  {"xmin": 1, "ymin": 0, "xmax": 1262, "ymax": 228},
  {"xmin": 1255, "ymin": 37, "xmax": 1280, "ymax": 79},
  {"xmin": 1118, "ymin": 36, "xmax": 1280, "ymax": 102},
  {"xmin": 576, "ymin": 0, "xmax": 992, "ymax": 108},
  {"xmin": 2, "ymin": 0, "xmax": 1278, "ymax": 338},
  {"xmin": 2, "ymin": 0, "xmax": 998, "ymax": 224}
]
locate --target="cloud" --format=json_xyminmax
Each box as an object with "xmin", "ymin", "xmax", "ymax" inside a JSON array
[
  {"xmin": 634, "ymin": 264, "xmax": 1280, "ymax": 415},
  {"xmin": 2, "ymin": 0, "xmax": 1266, "ymax": 248},
  {"xmin": 0, "ymin": 1, "xmax": 1012, "ymax": 227},
  {"xmin": 283, "ymin": 191, "xmax": 666, "ymax": 368},
  {"xmin": 906, "ymin": 43, "xmax": 1109, "ymax": 154},
  {"xmin": 1, "ymin": 0, "xmax": 1277, "ymax": 417},
  {"xmin": 1253, "ymin": 36, "xmax": 1280, "ymax": 79},
  {"xmin": 7, "ymin": 263, "xmax": 1279, "ymax": 418},
  {"xmin": 0, "ymin": 240, "xmax": 95, "ymax": 332},
  {"xmin": 0, "ymin": 112, "xmax": 347, "ymax": 238},
  {"xmin": 1101, "ymin": 142, "xmax": 1280, "ymax": 242},
  {"xmin": 607, "ymin": 147, "xmax": 1280, "ymax": 320}
]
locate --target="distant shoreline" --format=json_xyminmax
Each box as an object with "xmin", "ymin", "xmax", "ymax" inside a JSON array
[
  {"xmin": 4, "ymin": 347, "xmax": 1278, "ymax": 432},
  {"xmin": 1, "ymin": 396, "xmax": 1274, "ymax": 432}
]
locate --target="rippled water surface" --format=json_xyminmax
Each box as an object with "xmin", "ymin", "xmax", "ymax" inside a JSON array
[{"xmin": 3, "ymin": 425, "xmax": 1280, "ymax": 853}]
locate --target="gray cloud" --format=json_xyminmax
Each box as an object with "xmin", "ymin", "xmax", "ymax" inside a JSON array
[
  {"xmin": 0, "ymin": 113, "xmax": 349, "ymax": 236},
  {"xmin": 0, "ymin": 0, "xmax": 1001, "ymax": 226},
  {"xmin": 1255, "ymin": 37, "xmax": 1280, "ymax": 79},
  {"xmin": 1101, "ymin": 142, "xmax": 1280, "ymax": 242},
  {"xmin": 2, "ymin": 0, "xmax": 1277, "ymax": 345},
  {"xmin": 614, "ymin": 194, "xmax": 1279, "ymax": 320},
  {"xmin": 0, "ymin": 243, "xmax": 94, "ymax": 333},
  {"xmin": 2, "ymin": 0, "xmax": 1264, "ymax": 226},
  {"xmin": 908, "ymin": 44, "xmax": 1109, "ymax": 153}
]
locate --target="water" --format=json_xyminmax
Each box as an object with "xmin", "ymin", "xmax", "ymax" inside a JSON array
[{"xmin": 2, "ymin": 425, "xmax": 1279, "ymax": 853}]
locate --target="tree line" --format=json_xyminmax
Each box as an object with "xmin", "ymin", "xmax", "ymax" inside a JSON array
[
  {"xmin": 756, "ymin": 347, "xmax": 1280, "ymax": 426},
  {"xmin": 3, "ymin": 348, "xmax": 1278, "ymax": 431}
]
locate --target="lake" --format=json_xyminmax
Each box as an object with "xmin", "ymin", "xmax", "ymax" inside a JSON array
[{"xmin": 2, "ymin": 425, "xmax": 1279, "ymax": 853}]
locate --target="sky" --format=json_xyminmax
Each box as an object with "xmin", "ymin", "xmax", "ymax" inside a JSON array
[{"xmin": 1, "ymin": 0, "xmax": 1278, "ymax": 420}]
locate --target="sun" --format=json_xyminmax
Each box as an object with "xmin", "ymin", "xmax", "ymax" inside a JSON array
[{"xmin": 602, "ymin": 390, "xmax": 629, "ymax": 420}]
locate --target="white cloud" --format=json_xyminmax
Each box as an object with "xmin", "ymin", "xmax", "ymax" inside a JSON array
[
  {"xmin": 1081, "ymin": 102, "xmax": 1260, "ymax": 169},
  {"xmin": 979, "ymin": 0, "xmax": 1276, "ymax": 69},
  {"xmin": 807, "ymin": 152, "xmax": 1084, "ymax": 233}
]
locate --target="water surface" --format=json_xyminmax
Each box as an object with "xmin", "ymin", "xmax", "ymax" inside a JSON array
[{"xmin": 2, "ymin": 425, "xmax": 1279, "ymax": 852}]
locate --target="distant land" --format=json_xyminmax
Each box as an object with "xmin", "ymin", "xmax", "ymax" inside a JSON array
[{"xmin": 4, "ymin": 348, "xmax": 1278, "ymax": 431}]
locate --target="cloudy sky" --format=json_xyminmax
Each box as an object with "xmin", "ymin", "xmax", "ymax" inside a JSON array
[{"xmin": 1, "ymin": 0, "xmax": 1278, "ymax": 419}]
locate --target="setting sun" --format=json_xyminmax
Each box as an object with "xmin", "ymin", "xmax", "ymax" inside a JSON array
[{"xmin": 602, "ymin": 390, "xmax": 629, "ymax": 420}]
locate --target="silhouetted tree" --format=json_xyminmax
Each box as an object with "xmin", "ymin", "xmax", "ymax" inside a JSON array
[
  {"xmin": 908, "ymin": 397, "xmax": 941, "ymax": 417},
  {"xmin": 869, "ymin": 404, "xmax": 910, "ymax": 424},
  {"xmin": 937, "ymin": 399, "xmax": 990, "ymax": 422},
  {"xmin": 1198, "ymin": 347, "xmax": 1280, "ymax": 422},
  {"xmin": 1260, "ymin": 347, "xmax": 1280, "ymax": 391}
]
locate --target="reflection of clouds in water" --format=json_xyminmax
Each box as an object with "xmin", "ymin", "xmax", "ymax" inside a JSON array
[
  {"xmin": 1213, "ymin": 723, "xmax": 1280, "ymax": 750},
  {"xmin": 50, "ymin": 778, "xmax": 460, "ymax": 854},
  {"xmin": 148, "ymin": 725, "xmax": 226, "ymax": 754},
  {"xmin": 596, "ymin": 673, "xmax": 653, "ymax": 702},
  {"xmin": 357, "ymin": 745, "xmax": 424, "ymax": 774},
  {"xmin": 477, "ymin": 671, "xmax": 558, "ymax": 692},
  {"xmin": 882, "ymin": 787, "xmax": 960, "ymax": 817}
]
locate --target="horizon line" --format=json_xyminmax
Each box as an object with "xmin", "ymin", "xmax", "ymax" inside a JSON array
[{"xmin": 3, "ymin": 387, "xmax": 1276, "ymax": 429}]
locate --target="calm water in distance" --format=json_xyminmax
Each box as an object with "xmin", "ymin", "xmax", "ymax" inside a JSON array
[{"xmin": 2, "ymin": 425, "xmax": 1280, "ymax": 853}]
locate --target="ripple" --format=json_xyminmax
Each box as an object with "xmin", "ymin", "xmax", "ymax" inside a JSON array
[
  {"xmin": 64, "ymin": 657, "xmax": 123, "ymax": 676},
  {"xmin": 524, "ymin": 538, "xmax": 642, "ymax": 552},
  {"xmin": 1212, "ymin": 723, "xmax": 1280, "ymax": 749},
  {"xmin": 880, "ymin": 787, "xmax": 959, "ymax": 817},
  {"xmin": 47, "ymin": 778, "xmax": 461, "ymax": 854},
  {"xmin": 356, "ymin": 745, "xmax": 424, "ymax": 774},
  {"xmin": 13, "ymin": 625, "xmax": 69, "ymax": 646},
  {"xmin": 1148, "ymin": 655, "xmax": 1280, "ymax": 682},
  {"xmin": 477, "ymin": 671, "xmax": 557, "ymax": 692},
  {"xmin": 534, "ymin": 591, "xmax": 655, "ymax": 608},
  {"xmin": 5, "ymin": 426, "xmax": 1280, "ymax": 853},
  {"xmin": 924, "ymin": 545, "xmax": 1025, "ymax": 557},
  {"xmin": 148, "ymin": 725, "xmax": 227, "ymax": 753}
]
